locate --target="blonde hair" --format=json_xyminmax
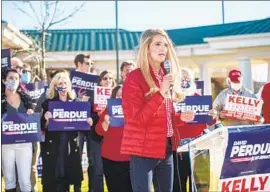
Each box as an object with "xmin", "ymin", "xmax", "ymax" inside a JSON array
[
  {"xmin": 137, "ymin": 29, "xmax": 182, "ymax": 99},
  {"xmin": 47, "ymin": 71, "xmax": 76, "ymax": 100}
]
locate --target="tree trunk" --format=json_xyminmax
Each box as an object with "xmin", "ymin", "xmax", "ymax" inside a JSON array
[{"xmin": 40, "ymin": 26, "xmax": 46, "ymax": 77}]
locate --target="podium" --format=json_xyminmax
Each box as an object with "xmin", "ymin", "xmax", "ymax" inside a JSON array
[{"xmin": 177, "ymin": 125, "xmax": 270, "ymax": 192}]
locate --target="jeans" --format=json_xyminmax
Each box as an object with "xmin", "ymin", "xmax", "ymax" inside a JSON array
[
  {"xmin": 130, "ymin": 139, "xmax": 174, "ymax": 192},
  {"xmin": 2, "ymin": 143, "xmax": 32, "ymax": 192}
]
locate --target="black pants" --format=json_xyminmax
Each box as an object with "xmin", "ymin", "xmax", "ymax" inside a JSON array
[
  {"xmin": 173, "ymin": 152, "xmax": 192, "ymax": 192},
  {"xmin": 42, "ymin": 179, "xmax": 81, "ymax": 192},
  {"xmin": 102, "ymin": 158, "xmax": 132, "ymax": 192}
]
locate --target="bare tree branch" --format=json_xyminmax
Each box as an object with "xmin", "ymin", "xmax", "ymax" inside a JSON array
[
  {"xmin": 46, "ymin": 1, "xmax": 59, "ymax": 30},
  {"xmin": 27, "ymin": 1, "xmax": 42, "ymax": 26},
  {"xmin": 13, "ymin": 3, "xmax": 39, "ymax": 25},
  {"xmin": 47, "ymin": 2, "xmax": 85, "ymax": 28},
  {"xmin": 43, "ymin": 1, "xmax": 51, "ymax": 27},
  {"xmin": 14, "ymin": 1, "xmax": 86, "ymax": 76},
  {"xmin": 40, "ymin": 1, "xmax": 44, "ymax": 21}
]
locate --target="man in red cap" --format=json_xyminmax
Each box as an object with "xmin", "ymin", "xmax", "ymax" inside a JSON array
[{"xmin": 210, "ymin": 69, "xmax": 258, "ymax": 126}]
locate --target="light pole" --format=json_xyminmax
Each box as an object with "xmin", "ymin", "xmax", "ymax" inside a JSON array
[{"xmin": 115, "ymin": 0, "xmax": 120, "ymax": 83}]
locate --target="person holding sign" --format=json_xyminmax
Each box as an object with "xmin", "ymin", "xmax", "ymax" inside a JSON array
[
  {"xmin": 121, "ymin": 29, "xmax": 185, "ymax": 192},
  {"xmin": 40, "ymin": 71, "xmax": 93, "ymax": 192},
  {"xmin": 209, "ymin": 69, "xmax": 258, "ymax": 126},
  {"xmin": 96, "ymin": 85, "xmax": 132, "ymax": 192},
  {"xmin": 173, "ymin": 68, "xmax": 210, "ymax": 192},
  {"xmin": 89, "ymin": 70, "xmax": 115, "ymax": 192},
  {"xmin": 21, "ymin": 63, "xmax": 41, "ymax": 192},
  {"xmin": 1, "ymin": 68, "xmax": 35, "ymax": 192},
  {"xmin": 73, "ymin": 53, "xmax": 96, "ymax": 191}
]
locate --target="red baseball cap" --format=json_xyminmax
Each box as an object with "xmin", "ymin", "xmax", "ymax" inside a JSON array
[{"xmin": 228, "ymin": 69, "xmax": 242, "ymax": 83}]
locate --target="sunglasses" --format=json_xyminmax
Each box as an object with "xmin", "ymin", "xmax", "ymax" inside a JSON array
[
  {"xmin": 15, "ymin": 66, "xmax": 23, "ymax": 70},
  {"xmin": 102, "ymin": 77, "xmax": 113, "ymax": 81},
  {"xmin": 22, "ymin": 69, "xmax": 31, "ymax": 73},
  {"xmin": 83, "ymin": 62, "xmax": 92, "ymax": 66}
]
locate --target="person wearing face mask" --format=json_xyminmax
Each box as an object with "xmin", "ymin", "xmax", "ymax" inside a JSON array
[
  {"xmin": 20, "ymin": 63, "xmax": 41, "ymax": 192},
  {"xmin": 10, "ymin": 57, "xmax": 27, "ymax": 93},
  {"xmin": 1, "ymin": 68, "xmax": 35, "ymax": 192},
  {"xmin": 21, "ymin": 64, "xmax": 32, "ymax": 84},
  {"xmin": 210, "ymin": 69, "xmax": 257, "ymax": 126},
  {"xmin": 172, "ymin": 68, "xmax": 212, "ymax": 192},
  {"xmin": 10, "ymin": 57, "xmax": 23, "ymax": 75},
  {"xmin": 95, "ymin": 85, "xmax": 133, "ymax": 192},
  {"xmin": 40, "ymin": 71, "xmax": 93, "ymax": 192}
]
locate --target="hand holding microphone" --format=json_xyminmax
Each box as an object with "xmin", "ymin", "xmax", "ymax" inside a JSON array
[
  {"xmin": 160, "ymin": 74, "xmax": 174, "ymax": 97},
  {"xmin": 160, "ymin": 60, "xmax": 174, "ymax": 97}
]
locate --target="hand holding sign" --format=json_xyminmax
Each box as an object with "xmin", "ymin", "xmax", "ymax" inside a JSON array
[
  {"xmin": 87, "ymin": 118, "xmax": 93, "ymax": 126},
  {"xmin": 102, "ymin": 115, "xmax": 110, "ymax": 132},
  {"xmin": 44, "ymin": 111, "xmax": 52, "ymax": 121},
  {"xmin": 27, "ymin": 109, "xmax": 34, "ymax": 115},
  {"xmin": 219, "ymin": 111, "xmax": 227, "ymax": 119},
  {"xmin": 78, "ymin": 88, "xmax": 87, "ymax": 99},
  {"xmin": 208, "ymin": 109, "xmax": 218, "ymax": 118},
  {"xmin": 180, "ymin": 111, "xmax": 195, "ymax": 122}
]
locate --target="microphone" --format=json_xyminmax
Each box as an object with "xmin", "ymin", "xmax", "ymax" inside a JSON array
[
  {"xmin": 163, "ymin": 60, "xmax": 173, "ymax": 98},
  {"xmin": 164, "ymin": 60, "xmax": 171, "ymax": 74}
]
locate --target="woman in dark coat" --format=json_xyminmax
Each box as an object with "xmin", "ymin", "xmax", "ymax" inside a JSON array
[{"xmin": 40, "ymin": 70, "xmax": 93, "ymax": 192}]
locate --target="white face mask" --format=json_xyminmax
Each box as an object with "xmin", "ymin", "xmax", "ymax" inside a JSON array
[{"xmin": 231, "ymin": 82, "xmax": 242, "ymax": 91}]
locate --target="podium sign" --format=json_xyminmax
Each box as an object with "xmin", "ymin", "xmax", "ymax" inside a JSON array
[{"xmin": 177, "ymin": 125, "xmax": 270, "ymax": 192}]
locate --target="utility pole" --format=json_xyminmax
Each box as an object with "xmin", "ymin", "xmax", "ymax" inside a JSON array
[{"xmin": 115, "ymin": 0, "xmax": 120, "ymax": 83}]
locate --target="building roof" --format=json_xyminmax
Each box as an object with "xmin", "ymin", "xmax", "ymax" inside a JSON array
[{"xmin": 21, "ymin": 17, "xmax": 270, "ymax": 52}]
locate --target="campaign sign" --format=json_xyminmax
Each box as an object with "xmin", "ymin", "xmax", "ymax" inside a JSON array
[
  {"xmin": 94, "ymin": 86, "xmax": 113, "ymax": 112},
  {"xmin": 224, "ymin": 94, "xmax": 263, "ymax": 122},
  {"xmin": 70, "ymin": 71, "xmax": 98, "ymax": 99},
  {"xmin": 48, "ymin": 101, "xmax": 91, "ymax": 131},
  {"xmin": 25, "ymin": 81, "xmax": 46, "ymax": 102},
  {"xmin": 108, "ymin": 99, "xmax": 124, "ymax": 127},
  {"xmin": 195, "ymin": 80, "xmax": 204, "ymax": 96},
  {"xmin": 1, "ymin": 113, "xmax": 42, "ymax": 144},
  {"xmin": 175, "ymin": 95, "xmax": 213, "ymax": 124},
  {"xmin": 219, "ymin": 125, "xmax": 270, "ymax": 191},
  {"xmin": 1, "ymin": 48, "xmax": 11, "ymax": 71}
]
